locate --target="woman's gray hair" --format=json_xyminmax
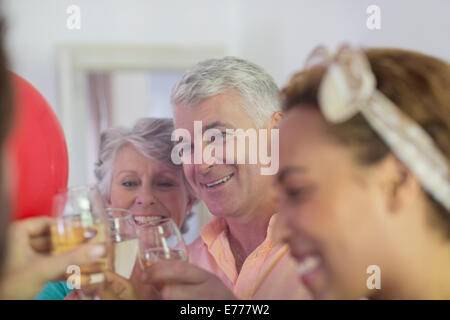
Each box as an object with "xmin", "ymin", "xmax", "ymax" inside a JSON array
[
  {"xmin": 95, "ymin": 118, "xmax": 177, "ymax": 199},
  {"xmin": 171, "ymin": 56, "xmax": 281, "ymax": 128},
  {"xmin": 95, "ymin": 118, "xmax": 196, "ymax": 232}
]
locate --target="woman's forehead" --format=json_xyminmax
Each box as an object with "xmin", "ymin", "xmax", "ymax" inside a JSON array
[
  {"xmin": 114, "ymin": 144, "xmax": 179, "ymax": 176},
  {"xmin": 279, "ymin": 108, "xmax": 356, "ymax": 173},
  {"xmin": 280, "ymin": 109, "xmax": 328, "ymax": 149}
]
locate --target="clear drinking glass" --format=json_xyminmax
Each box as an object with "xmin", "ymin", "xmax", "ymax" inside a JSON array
[
  {"xmin": 106, "ymin": 208, "xmax": 138, "ymax": 279},
  {"xmin": 137, "ymin": 218, "xmax": 188, "ymax": 272},
  {"xmin": 50, "ymin": 185, "xmax": 109, "ymax": 300}
]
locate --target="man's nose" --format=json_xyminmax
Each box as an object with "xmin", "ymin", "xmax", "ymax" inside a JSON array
[
  {"xmin": 195, "ymin": 161, "xmax": 215, "ymax": 176},
  {"xmin": 194, "ymin": 142, "xmax": 221, "ymax": 174}
]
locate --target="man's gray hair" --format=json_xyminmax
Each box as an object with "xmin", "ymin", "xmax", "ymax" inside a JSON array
[
  {"xmin": 171, "ymin": 56, "xmax": 281, "ymax": 128},
  {"xmin": 95, "ymin": 118, "xmax": 180, "ymax": 200}
]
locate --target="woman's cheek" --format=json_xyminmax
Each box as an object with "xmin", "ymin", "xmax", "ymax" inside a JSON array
[
  {"xmin": 294, "ymin": 196, "xmax": 324, "ymax": 234},
  {"xmin": 110, "ymin": 187, "xmax": 133, "ymax": 209}
]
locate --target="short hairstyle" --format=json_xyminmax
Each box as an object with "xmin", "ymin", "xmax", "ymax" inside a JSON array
[
  {"xmin": 171, "ymin": 56, "xmax": 280, "ymax": 127},
  {"xmin": 95, "ymin": 118, "xmax": 184, "ymax": 200},
  {"xmin": 95, "ymin": 118, "xmax": 196, "ymax": 233}
]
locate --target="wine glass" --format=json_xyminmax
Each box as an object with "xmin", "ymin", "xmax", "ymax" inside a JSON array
[
  {"xmin": 137, "ymin": 218, "xmax": 188, "ymax": 271},
  {"xmin": 50, "ymin": 185, "xmax": 109, "ymax": 300},
  {"xmin": 106, "ymin": 208, "xmax": 138, "ymax": 279}
]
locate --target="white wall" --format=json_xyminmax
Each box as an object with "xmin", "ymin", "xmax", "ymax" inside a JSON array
[
  {"xmin": 5, "ymin": 0, "xmax": 449, "ymax": 113},
  {"xmin": 231, "ymin": 0, "xmax": 450, "ymax": 88},
  {"xmin": 3, "ymin": 0, "xmax": 233, "ymax": 114}
]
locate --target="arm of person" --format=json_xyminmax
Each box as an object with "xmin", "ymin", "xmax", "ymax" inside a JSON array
[
  {"xmin": 35, "ymin": 281, "xmax": 72, "ymax": 300},
  {"xmin": 101, "ymin": 271, "xmax": 139, "ymax": 300},
  {"xmin": 0, "ymin": 217, "xmax": 106, "ymax": 300},
  {"xmin": 143, "ymin": 260, "xmax": 237, "ymax": 300}
]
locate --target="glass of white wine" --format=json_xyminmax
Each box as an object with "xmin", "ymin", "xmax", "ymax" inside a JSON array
[
  {"xmin": 50, "ymin": 185, "xmax": 109, "ymax": 300},
  {"xmin": 137, "ymin": 218, "xmax": 188, "ymax": 273},
  {"xmin": 106, "ymin": 208, "xmax": 138, "ymax": 279}
]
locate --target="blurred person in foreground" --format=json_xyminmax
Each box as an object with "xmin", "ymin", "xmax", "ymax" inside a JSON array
[
  {"xmin": 277, "ymin": 45, "xmax": 450, "ymax": 299},
  {"xmin": 0, "ymin": 14, "xmax": 108, "ymax": 300}
]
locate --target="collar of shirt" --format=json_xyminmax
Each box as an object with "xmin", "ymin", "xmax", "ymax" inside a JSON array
[{"xmin": 198, "ymin": 213, "xmax": 286, "ymax": 298}]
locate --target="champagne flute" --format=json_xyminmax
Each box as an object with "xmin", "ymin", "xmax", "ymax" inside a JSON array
[
  {"xmin": 50, "ymin": 185, "xmax": 109, "ymax": 300},
  {"xmin": 106, "ymin": 208, "xmax": 138, "ymax": 279},
  {"xmin": 137, "ymin": 218, "xmax": 188, "ymax": 287}
]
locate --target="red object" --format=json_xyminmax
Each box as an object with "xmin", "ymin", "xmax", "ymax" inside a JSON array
[{"xmin": 7, "ymin": 73, "xmax": 69, "ymax": 220}]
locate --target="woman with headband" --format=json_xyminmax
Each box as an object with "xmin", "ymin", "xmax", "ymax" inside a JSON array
[{"xmin": 276, "ymin": 45, "xmax": 450, "ymax": 299}]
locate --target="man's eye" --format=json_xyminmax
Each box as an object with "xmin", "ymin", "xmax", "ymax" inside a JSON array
[
  {"xmin": 178, "ymin": 144, "xmax": 194, "ymax": 160},
  {"xmin": 210, "ymin": 132, "xmax": 228, "ymax": 146},
  {"xmin": 185, "ymin": 143, "xmax": 193, "ymax": 151}
]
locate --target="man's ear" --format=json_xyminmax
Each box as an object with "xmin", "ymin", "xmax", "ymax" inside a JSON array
[{"xmin": 268, "ymin": 111, "xmax": 283, "ymax": 130}]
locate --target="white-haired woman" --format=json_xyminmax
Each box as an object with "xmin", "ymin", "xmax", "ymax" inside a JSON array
[
  {"xmin": 96, "ymin": 117, "xmax": 195, "ymax": 229},
  {"xmin": 36, "ymin": 118, "xmax": 196, "ymax": 300}
]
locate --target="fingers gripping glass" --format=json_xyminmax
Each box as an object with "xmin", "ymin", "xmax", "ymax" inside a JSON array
[
  {"xmin": 50, "ymin": 185, "xmax": 109, "ymax": 300},
  {"xmin": 137, "ymin": 218, "xmax": 188, "ymax": 270},
  {"xmin": 106, "ymin": 208, "xmax": 138, "ymax": 279}
]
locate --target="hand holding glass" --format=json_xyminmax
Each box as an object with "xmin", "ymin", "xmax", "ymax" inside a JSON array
[
  {"xmin": 138, "ymin": 218, "xmax": 188, "ymax": 271},
  {"xmin": 50, "ymin": 185, "xmax": 109, "ymax": 299},
  {"xmin": 106, "ymin": 208, "xmax": 138, "ymax": 279}
]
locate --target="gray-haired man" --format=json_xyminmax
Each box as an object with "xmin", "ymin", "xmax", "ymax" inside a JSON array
[{"xmin": 146, "ymin": 57, "xmax": 310, "ymax": 300}]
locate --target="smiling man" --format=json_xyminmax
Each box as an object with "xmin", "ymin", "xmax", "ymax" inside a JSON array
[{"xmin": 146, "ymin": 57, "xmax": 311, "ymax": 300}]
